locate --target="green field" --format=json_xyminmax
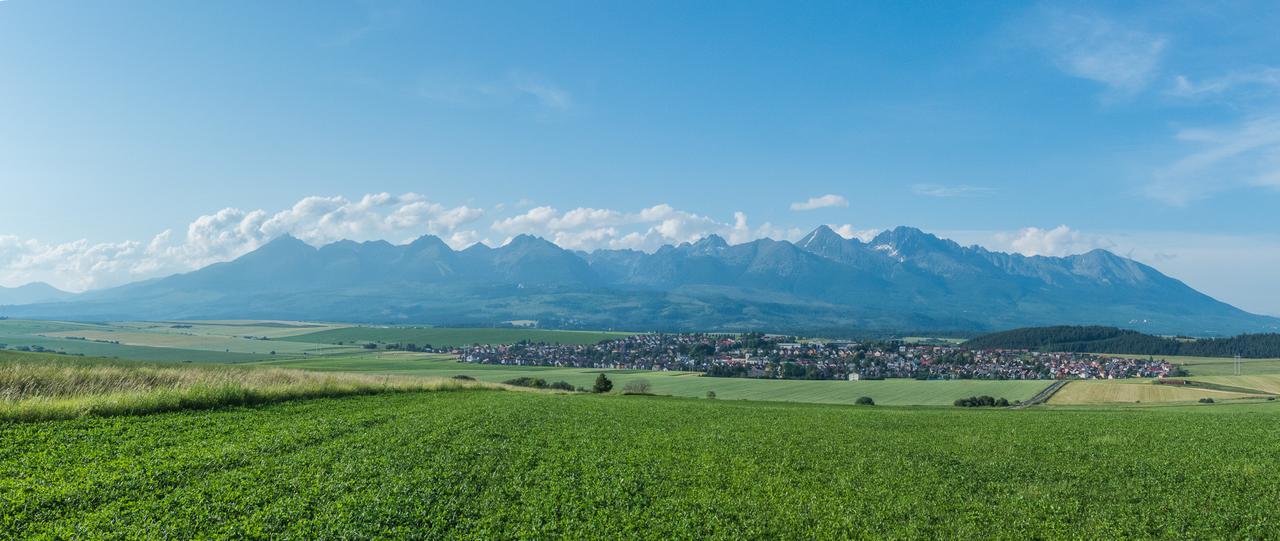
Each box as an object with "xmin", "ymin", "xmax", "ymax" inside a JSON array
[
  {"xmin": 255, "ymin": 354, "xmax": 1053, "ymax": 406},
  {"xmin": 277, "ymin": 326, "xmax": 635, "ymax": 347},
  {"xmin": 6, "ymin": 390, "xmax": 1280, "ymax": 538}
]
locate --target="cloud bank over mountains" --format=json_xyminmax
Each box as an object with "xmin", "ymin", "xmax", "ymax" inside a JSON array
[{"xmin": 1, "ymin": 192, "xmax": 1278, "ymax": 316}]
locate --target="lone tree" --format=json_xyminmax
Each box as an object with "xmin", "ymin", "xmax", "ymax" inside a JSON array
[
  {"xmin": 593, "ymin": 373, "xmax": 613, "ymax": 393},
  {"xmin": 855, "ymin": 396, "xmax": 875, "ymax": 406},
  {"xmin": 705, "ymin": 390, "xmax": 717, "ymax": 400}
]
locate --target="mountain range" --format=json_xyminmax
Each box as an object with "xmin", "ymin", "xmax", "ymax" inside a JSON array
[{"xmin": 3, "ymin": 226, "xmax": 1276, "ymax": 335}]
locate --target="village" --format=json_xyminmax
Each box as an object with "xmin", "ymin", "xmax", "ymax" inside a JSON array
[{"xmin": 455, "ymin": 333, "xmax": 1176, "ymax": 381}]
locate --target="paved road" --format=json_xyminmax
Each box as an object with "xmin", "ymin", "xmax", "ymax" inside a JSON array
[{"xmin": 1014, "ymin": 380, "xmax": 1068, "ymax": 408}]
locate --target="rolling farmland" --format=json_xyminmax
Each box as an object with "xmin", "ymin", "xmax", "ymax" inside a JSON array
[
  {"xmin": 6, "ymin": 319, "xmax": 1278, "ymax": 407},
  {"xmin": 256, "ymin": 355, "xmax": 1053, "ymax": 406}
]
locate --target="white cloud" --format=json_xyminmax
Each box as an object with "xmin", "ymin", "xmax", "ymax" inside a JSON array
[
  {"xmin": 911, "ymin": 184, "xmax": 994, "ymax": 198},
  {"xmin": 509, "ymin": 70, "xmax": 572, "ymax": 111},
  {"xmin": 1170, "ymin": 68, "xmax": 1280, "ymax": 99},
  {"xmin": 0, "ymin": 193, "xmax": 484, "ymax": 292},
  {"xmin": 1026, "ymin": 9, "xmax": 1168, "ymax": 97},
  {"xmin": 489, "ymin": 204, "xmax": 802, "ymax": 251},
  {"xmin": 830, "ymin": 225, "xmax": 881, "ymax": 243},
  {"xmin": 1146, "ymin": 115, "xmax": 1280, "ymax": 205},
  {"xmin": 789, "ymin": 194, "xmax": 848, "ymax": 211},
  {"xmin": 26, "ymin": 200, "xmax": 760, "ymax": 264},
  {"xmin": 417, "ymin": 70, "xmax": 572, "ymax": 113},
  {"xmin": 991, "ymin": 225, "xmax": 1114, "ymax": 257}
]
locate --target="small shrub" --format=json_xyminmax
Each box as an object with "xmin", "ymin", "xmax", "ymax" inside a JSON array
[
  {"xmin": 622, "ymin": 379, "xmax": 652, "ymax": 395},
  {"xmin": 503, "ymin": 377, "xmax": 548, "ymax": 389},
  {"xmin": 854, "ymin": 396, "xmax": 874, "ymax": 406},
  {"xmin": 592, "ymin": 373, "xmax": 613, "ymax": 394},
  {"xmin": 451, "ymin": 375, "xmax": 476, "ymax": 381},
  {"xmin": 1198, "ymin": 397, "xmax": 1215, "ymax": 404},
  {"xmin": 547, "ymin": 381, "xmax": 575, "ymax": 392},
  {"xmin": 955, "ymin": 396, "xmax": 1010, "ymax": 408},
  {"xmin": 705, "ymin": 390, "xmax": 716, "ymax": 399}
]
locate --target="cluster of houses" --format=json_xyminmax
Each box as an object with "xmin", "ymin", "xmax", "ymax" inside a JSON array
[{"xmin": 455, "ymin": 333, "xmax": 1176, "ymax": 381}]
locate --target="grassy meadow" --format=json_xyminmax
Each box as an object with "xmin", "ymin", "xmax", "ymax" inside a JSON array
[{"xmin": 6, "ymin": 390, "xmax": 1280, "ymax": 538}]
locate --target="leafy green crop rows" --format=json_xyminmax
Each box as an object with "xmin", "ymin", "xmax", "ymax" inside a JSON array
[{"xmin": 4, "ymin": 391, "xmax": 1280, "ymax": 538}]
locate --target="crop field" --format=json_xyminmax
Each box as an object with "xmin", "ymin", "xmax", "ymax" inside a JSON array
[
  {"xmin": 6, "ymin": 390, "xmax": 1280, "ymax": 538},
  {"xmin": 255, "ymin": 355, "xmax": 1052, "ymax": 406},
  {"xmin": 1047, "ymin": 379, "xmax": 1271, "ymax": 405},
  {"xmin": 277, "ymin": 326, "xmax": 635, "ymax": 348}
]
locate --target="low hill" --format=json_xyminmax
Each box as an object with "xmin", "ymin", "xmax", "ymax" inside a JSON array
[
  {"xmin": 964, "ymin": 326, "xmax": 1280, "ymax": 358},
  {"xmin": 0, "ymin": 282, "xmax": 74, "ymax": 306}
]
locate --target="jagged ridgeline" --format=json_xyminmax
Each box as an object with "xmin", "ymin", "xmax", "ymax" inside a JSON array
[
  {"xmin": 964, "ymin": 326, "xmax": 1280, "ymax": 358},
  {"xmin": 4, "ymin": 226, "xmax": 1278, "ymax": 335}
]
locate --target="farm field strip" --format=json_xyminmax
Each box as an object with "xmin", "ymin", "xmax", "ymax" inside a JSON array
[
  {"xmin": 117, "ymin": 320, "xmax": 350, "ymax": 338},
  {"xmin": 40, "ymin": 329, "xmax": 357, "ymax": 355},
  {"xmin": 277, "ymin": 326, "xmax": 636, "ymax": 348},
  {"xmin": 1048, "ymin": 379, "xmax": 1267, "ymax": 405},
  {"xmin": 1191, "ymin": 375, "xmax": 1280, "ymax": 395},
  {"xmin": 1099, "ymin": 354, "xmax": 1280, "ymax": 376},
  {"xmin": 0, "ymin": 320, "xmax": 360, "ymax": 362},
  {"xmin": 5, "ymin": 391, "xmax": 1280, "ymax": 538}
]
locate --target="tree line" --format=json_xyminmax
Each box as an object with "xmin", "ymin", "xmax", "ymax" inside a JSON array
[{"xmin": 964, "ymin": 326, "xmax": 1280, "ymax": 358}]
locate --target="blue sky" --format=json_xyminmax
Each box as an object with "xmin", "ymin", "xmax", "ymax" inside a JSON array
[{"xmin": 1, "ymin": 1, "xmax": 1279, "ymax": 314}]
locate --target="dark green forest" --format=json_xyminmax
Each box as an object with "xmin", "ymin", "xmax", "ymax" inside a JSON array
[{"xmin": 964, "ymin": 326, "xmax": 1280, "ymax": 358}]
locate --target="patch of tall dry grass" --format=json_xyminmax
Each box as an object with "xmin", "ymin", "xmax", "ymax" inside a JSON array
[{"xmin": 0, "ymin": 353, "xmax": 504, "ymax": 422}]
